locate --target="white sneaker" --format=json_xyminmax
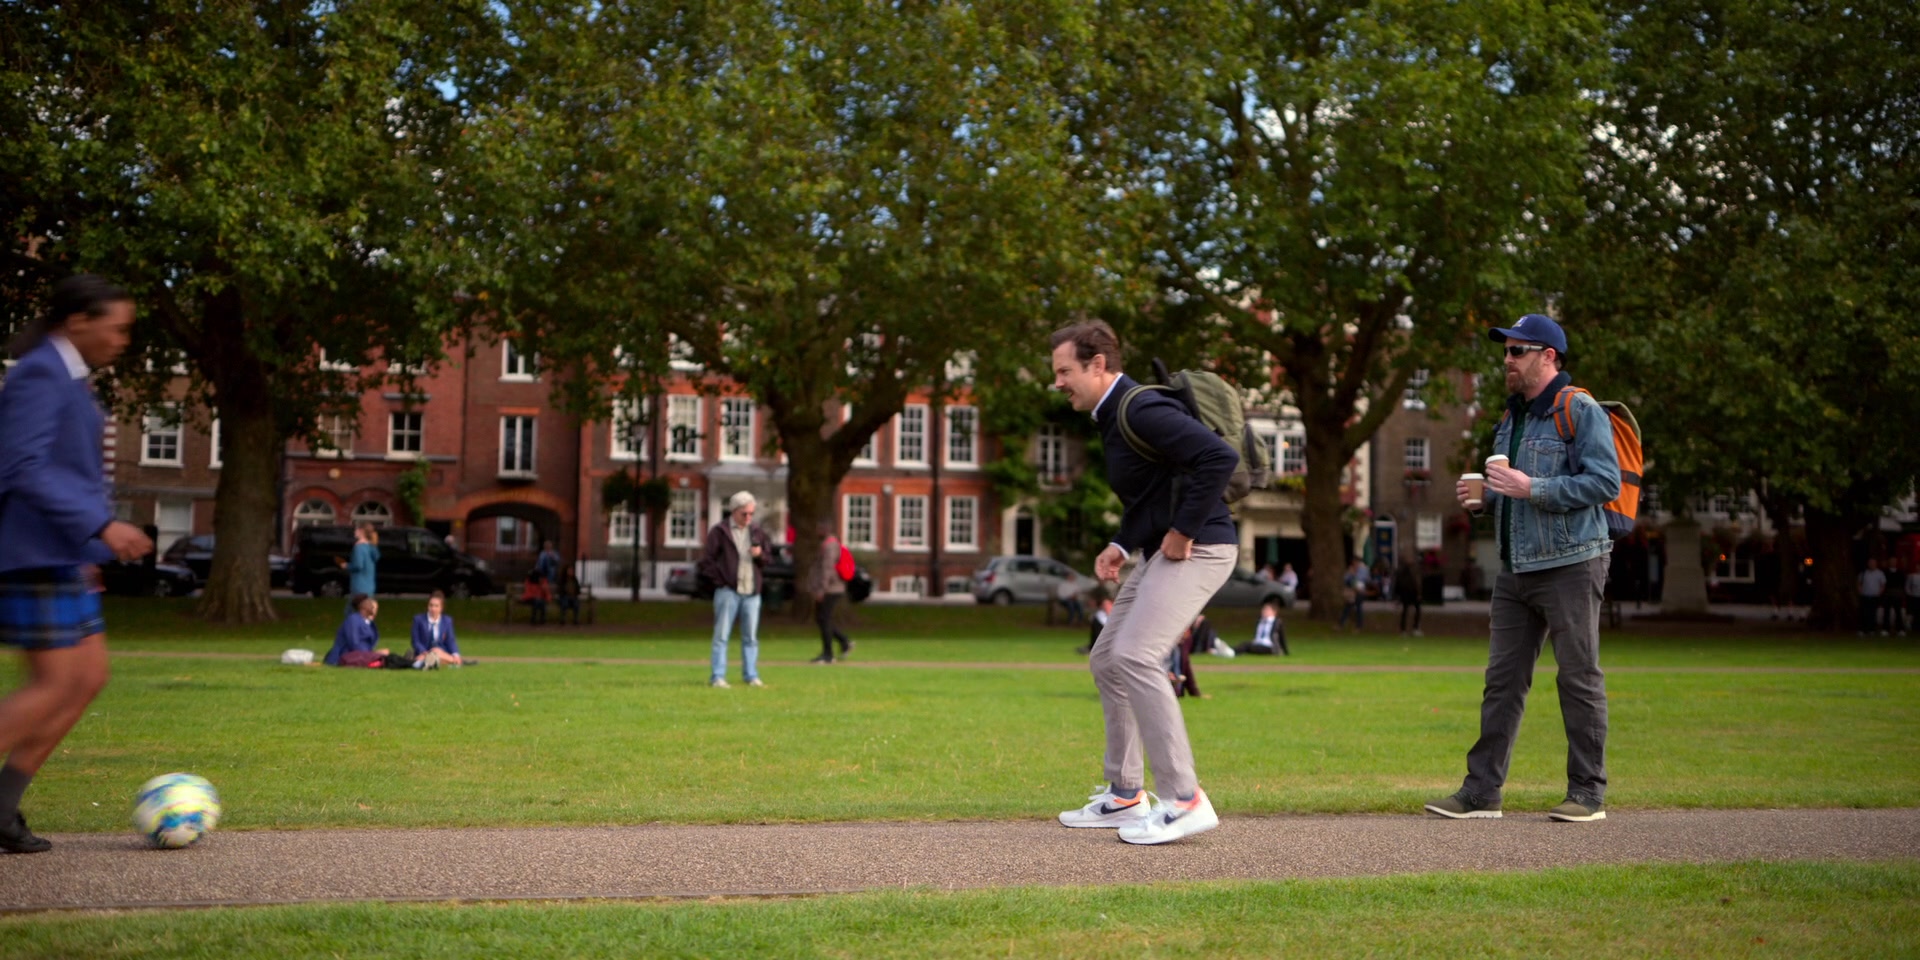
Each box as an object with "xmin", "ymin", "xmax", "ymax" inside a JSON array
[
  {"xmin": 710, "ymin": 678, "xmax": 731, "ymax": 689},
  {"xmin": 1118, "ymin": 789, "xmax": 1220, "ymax": 845},
  {"xmin": 1210, "ymin": 638, "xmax": 1236, "ymax": 658},
  {"xmin": 1058, "ymin": 785, "xmax": 1156, "ymax": 828}
]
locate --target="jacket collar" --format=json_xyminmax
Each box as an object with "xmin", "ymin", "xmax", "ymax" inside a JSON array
[
  {"xmin": 1094, "ymin": 374, "xmax": 1135, "ymax": 426},
  {"xmin": 1511, "ymin": 370, "xmax": 1572, "ymax": 420}
]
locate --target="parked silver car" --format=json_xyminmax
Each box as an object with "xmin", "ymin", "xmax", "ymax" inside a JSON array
[
  {"xmin": 971, "ymin": 555, "xmax": 1093, "ymax": 605},
  {"xmin": 1209, "ymin": 567, "xmax": 1295, "ymax": 608}
]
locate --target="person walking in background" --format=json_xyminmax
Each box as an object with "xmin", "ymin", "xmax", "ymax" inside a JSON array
[
  {"xmin": 410, "ymin": 591, "xmax": 463, "ymax": 668},
  {"xmin": 1235, "ymin": 601, "xmax": 1289, "ymax": 656},
  {"xmin": 808, "ymin": 523, "xmax": 854, "ymax": 664},
  {"xmin": 700, "ymin": 491, "xmax": 772, "ymax": 688},
  {"xmin": 1337, "ymin": 559, "xmax": 1369, "ymax": 632},
  {"xmin": 1046, "ymin": 320, "xmax": 1240, "ymax": 845},
  {"xmin": 1858, "ymin": 558, "xmax": 1886, "ymax": 636},
  {"xmin": 0, "ymin": 275, "xmax": 152, "ymax": 854},
  {"xmin": 340, "ymin": 522, "xmax": 379, "ymax": 610},
  {"xmin": 1426, "ymin": 314, "xmax": 1621, "ymax": 824},
  {"xmin": 1395, "ymin": 559, "xmax": 1423, "ymax": 637}
]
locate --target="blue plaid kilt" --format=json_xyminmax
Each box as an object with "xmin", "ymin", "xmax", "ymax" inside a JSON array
[{"xmin": 0, "ymin": 567, "xmax": 105, "ymax": 651}]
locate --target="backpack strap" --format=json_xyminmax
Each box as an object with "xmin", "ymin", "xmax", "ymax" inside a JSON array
[
  {"xmin": 1116, "ymin": 383, "xmax": 1172, "ymax": 463},
  {"xmin": 1550, "ymin": 385, "xmax": 1590, "ymax": 442}
]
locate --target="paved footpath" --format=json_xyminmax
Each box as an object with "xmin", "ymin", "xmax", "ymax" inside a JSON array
[{"xmin": 4, "ymin": 808, "xmax": 1916, "ymax": 912}]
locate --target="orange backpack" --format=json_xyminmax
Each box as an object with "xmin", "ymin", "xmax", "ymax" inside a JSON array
[{"xmin": 1547, "ymin": 385, "xmax": 1643, "ymax": 539}]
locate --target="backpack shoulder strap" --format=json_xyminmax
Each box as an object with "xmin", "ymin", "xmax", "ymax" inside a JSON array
[
  {"xmin": 1116, "ymin": 383, "xmax": 1171, "ymax": 462},
  {"xmin": 1551, "ymin": 385, "xmax": 1592, "ymax": 441}
]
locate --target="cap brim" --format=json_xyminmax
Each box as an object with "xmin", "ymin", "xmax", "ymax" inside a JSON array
[{"xmin": 1488, "ymin": 327, "xmax": 1521, "ymax": 343}]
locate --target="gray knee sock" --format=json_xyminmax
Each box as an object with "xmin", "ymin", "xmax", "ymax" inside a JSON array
[{"xmin": 0, "ymin": 765, "xmax": 32, "ymax": 820}]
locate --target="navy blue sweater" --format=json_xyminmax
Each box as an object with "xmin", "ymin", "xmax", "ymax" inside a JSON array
[{"xmin": 1096, "ymin": 374, "xmax": 1241, "ymax": 557}]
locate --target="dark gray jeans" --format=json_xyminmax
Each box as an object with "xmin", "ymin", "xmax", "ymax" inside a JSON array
[{"xmin": 1461, "ymin": 554, "xmax": 1610, "ymax": 807}]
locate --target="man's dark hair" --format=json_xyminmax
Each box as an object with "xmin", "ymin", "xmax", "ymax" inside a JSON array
[
  {"xmin": 349, "ymin": 592, "xmax": 371, "ymax": 613},
  {"xmin": 10, "ymin": 273, "xmax": 132, "ymax": 358},
  {"xmin": 1049, "ymin": 321, "xmax": 1123, "ymax": 373}
]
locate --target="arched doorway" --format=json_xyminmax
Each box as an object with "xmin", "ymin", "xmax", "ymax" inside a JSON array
[{"xmin": 464, "ymin": 501, "xmax": 565, "ymax": 584}]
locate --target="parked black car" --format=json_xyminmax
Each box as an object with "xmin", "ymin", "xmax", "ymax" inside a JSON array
[
  {"xmin": 100, "ymin": 559, "xmax": 199, "ymax": 597},
  {"xmin": 290, "ymin": 525, "xmax": 496, "ymax": 598},
  {"xmin": 666, "ymin": 545, "xmax": 870, "ymax": 605},
  {"xmin": 162, "ymin": 535, "xmax": 291, "ymax": 588}
]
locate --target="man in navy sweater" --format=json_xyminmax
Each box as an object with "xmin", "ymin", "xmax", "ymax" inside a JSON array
[{"xmin": 1049, "ymin": 321, "xmax": 1240, "ymax": 845}]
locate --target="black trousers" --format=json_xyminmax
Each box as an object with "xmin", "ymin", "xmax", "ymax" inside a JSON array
[{"xmin": 816, "ymin": 593, "xmax": 850, "ymax": 658}]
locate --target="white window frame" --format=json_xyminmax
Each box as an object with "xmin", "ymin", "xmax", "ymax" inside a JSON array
[
  {"xmin": 895, "ymin": 404, "xmax": 928, "ymax": 467},
  {"xmin": 208, "ymin": 418, "xmax": 223, "ymax": 469},
  {"xmin": 667, "ymin": 395, "xmax": 703, "ymax": 462},
  {"xmin": 1404, "ymin": 437, "xmax": 1430, "ymax": 472},
  {"xmin": 889, "ymin": 575, "xmax": 924, "ymax": 597},
  {"xmin": 387, "ymin": 353, "xmax": 428, "ymax": 377},
  {"xmin": 1416, "ymin": 513, "xmax": 1443, "ymax": 550},
  {"xmin": 719, "ymin": 397, "xmax": 755, "ymax": 461},
  {"xmin": 607, "ymin": 506, "xmax": 646, "ymax": 547},
  {"xmin": 499, "ymin": 415, "xmax": 537, "ymax": 477},
  {"xmin": 611, "ymin": 397, "xmax": 648, "ymax": 462},
  {"xmin": 318, "ymin": 350, "xmax": 356, "ymax": 374},
  {"xmin": 292, "ymin": 499, "xmax": 336, "ymax": 528},
  {"xmin": 1403, "ymin": 368, "xmax": 1430, "ymax": 410},
  {"xmin": 666, "ymin": 489, "xmax": 702, "ymax": 546},
  {"xmin": 140, "ymin": 408, "xmax": 183, "ymax": 467},
  {"xmin": 352, "ymin": 501, "xmax": 394, "ymax": 527},
  {"xmin": 895, "ymin": 495, "xmax": 928, "ymax": 551},
  {"xmin": 945, "ymin": 496, "xmax": 979, "ymax": 551},
  {"xmin": 1282, "ymin": 430, "xmax": 1306, "ymax": 476},
  {"xmin": 388, "ymin": 411, "xmax": 424, "ymax": 458},
  {"xmin": 315, "ymin": 414, "xmax": 356, "ymax": 459},
  {"xmin": 843, "ymin": 494, "xmax": 877, "ymax": 549},
  {"xmin": 501, "ymin": 340, "xmax": 537, "ymax": 381},
  {"xmin": 1251, "ymin": 421, "xmax": 1280, "ymax": 477},
  {"xmin": 845, "ymin": 406, "xmax": 877, "ymax": 466},
  {"xmin": 945, "ymin": 405, "xmax": 978, "ymax": 469},
  {"xmin": 1035, "ymin": 424, "xmax": 1068, "ymax": 487}
]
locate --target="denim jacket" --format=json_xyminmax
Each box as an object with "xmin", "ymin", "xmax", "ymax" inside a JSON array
[{"xmin": 1487, "ymin": 373, "xmax": 1621, "ymax": 573}]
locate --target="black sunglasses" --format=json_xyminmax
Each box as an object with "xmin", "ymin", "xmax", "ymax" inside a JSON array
[{"xmin": 1504, "ymin": 344, "xmax": 1549, "ymax": 358}]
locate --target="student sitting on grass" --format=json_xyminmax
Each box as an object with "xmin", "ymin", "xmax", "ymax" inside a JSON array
[
  {"xmin": 410, "ymin": 591, "xmax": 464, "ymax": 668},
  {"xmin": 325, "ymin": 594, "xmax": 389, "ymax": 667},
  {"xmin": 1234, "ymin": 601, "xmax": 1290, "ymax": 656}
]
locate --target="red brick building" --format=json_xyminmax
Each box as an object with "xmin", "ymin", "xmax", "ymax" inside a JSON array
[{"xmin": 108, "ymin": 337, "xmax": 1004, "ymax": 596}]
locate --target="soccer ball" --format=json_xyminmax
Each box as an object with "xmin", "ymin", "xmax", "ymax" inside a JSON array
[{"xmin": 132, "ymin": 773, "xmax": 221, "ymax": 849}]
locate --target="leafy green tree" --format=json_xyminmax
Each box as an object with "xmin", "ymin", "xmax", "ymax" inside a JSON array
[
  {"xmin": 1094, "ymin": 1, "xmax": 1605, "ymax": 617},
  {"xmin": 0, "ymin": 1, "xmax": 505, "ymax": 622},
  {"xmin": 477, "ymin": 1, "xmax": 1102, "ymax": 598},
  {"xmin": 1558, "ymin": 0, "xmax": 1920, "ymax": 628}
]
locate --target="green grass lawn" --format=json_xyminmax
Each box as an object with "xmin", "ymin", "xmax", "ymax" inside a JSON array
[
  {"xmin": 5, "ymin": 598, "xmax": 1915, "ymax": 832},
  {"xmin": 3, "ymin": 861, "xmax": 1915, "ymax": 959}
]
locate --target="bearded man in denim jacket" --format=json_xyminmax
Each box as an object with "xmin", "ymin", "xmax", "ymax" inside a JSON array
[{"xmin": 1427, "ymin": 314, "xmax": 1621, "ymax": 824}]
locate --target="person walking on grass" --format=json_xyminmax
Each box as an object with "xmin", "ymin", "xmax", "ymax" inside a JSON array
[
  {"xmin": 1395, "ymin": 558, "xmax": 1423, "ymax": 637},
  {"xmin": 700, "ymin": 491, "xmax": 772, "ymax": 688},
  {"xmin": 339, "ymin": 522, "xmax": 379, "ymax": 612},
  {"xmin": 0, "ymin": 275, "xmax": 152, "ymax": 854},
  {"xmin": 1857, "ymin": 558, "xmax": 1886, "ymax": 637},
  {"xmin": 1336, "ymin": 559, "xmax": 1369, "ymax": 632},
  {"xmin": 1048, "ymin": 321, "xmax": 1239, "ymax": 845},
  {"xmin": 1426, "ymin": 314, "xmax": 1621, "ymax": 824},
  {"xmin": 809, "ymin": 523, "xmax": 854, "ymax": 664}
]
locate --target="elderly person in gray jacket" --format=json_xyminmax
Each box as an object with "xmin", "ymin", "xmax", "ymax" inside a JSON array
[
  {"xmin": 698, "ymin": 491, "xmax": 773, "ymax": 688},
  {"xmin": 1427, "ymin": 314, "xmax": 1622, "ymax": 824},
  {"xmin": 808, "ymin": 523, "xmax": 854, "ymax": 664}
]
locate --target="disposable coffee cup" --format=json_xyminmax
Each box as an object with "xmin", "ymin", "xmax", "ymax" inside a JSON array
[
  {"xmin": 1462, "ymin": 473, "xmax": 1486, "ymax": 511},
  {"xmin": 1485, "ymin": 454, "xmax": 1509, "ymax": 472}
]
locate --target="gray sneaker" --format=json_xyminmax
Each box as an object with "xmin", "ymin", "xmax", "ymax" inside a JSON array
[
  {"xmin": 1547, "ymin": 799, "xmax": 1606, "ymax": 822},
  {"xmin": 1423, "ymin": 792, "xmax": 1502, "ymax": 819}
]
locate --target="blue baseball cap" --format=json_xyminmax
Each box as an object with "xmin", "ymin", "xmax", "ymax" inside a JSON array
[{"xmin": 1488, "ymin": 313, "xmax": 1569, "ymax": 357}]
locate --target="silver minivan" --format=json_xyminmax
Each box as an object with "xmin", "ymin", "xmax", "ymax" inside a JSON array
[{"xmin": 971, "ymin": 555, "xmax": 1091, "ymax": 605}]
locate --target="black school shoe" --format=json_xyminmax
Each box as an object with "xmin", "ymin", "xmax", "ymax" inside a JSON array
[{"xmin": 0, "ymin": 813, "xmax": 51, "ymax": 854}]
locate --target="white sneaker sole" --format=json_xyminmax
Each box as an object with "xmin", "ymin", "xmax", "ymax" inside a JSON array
[
  {"xmin": 1547, "ymin": 810, "xmax": 1606, "ymax": 822},
  {"xmin": 1424, "ymin": 803, "xmax": 1502, "ymax": 819},
  {"xmin": 1118, "ymin": 808, "xmax": 1219, "ymax": 845},
  {"xmin": 1058, "ymin": 808, "xmax": 1152, "ymax": 829}
]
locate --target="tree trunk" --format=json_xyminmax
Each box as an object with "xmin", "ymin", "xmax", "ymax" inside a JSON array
[
  {"xmin": 781, "ymin": 433, "xmax": 842, "ymax": 623},
  {"xmin": 1804, "ymin": 505, "xmax": 1864, "ymax": 631},
  {"xmin": 1302, "ymin": 428, "xmax": 1351, "ymax": 622},
  {"xmin": 196, "ymin": 390, "xmax": 280, "ymax": 623}
]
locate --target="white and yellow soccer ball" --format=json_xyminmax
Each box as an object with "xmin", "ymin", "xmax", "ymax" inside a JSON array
[{"xmin": 132, "ymin": 773, "xmax": 221, "ymax": 849}]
